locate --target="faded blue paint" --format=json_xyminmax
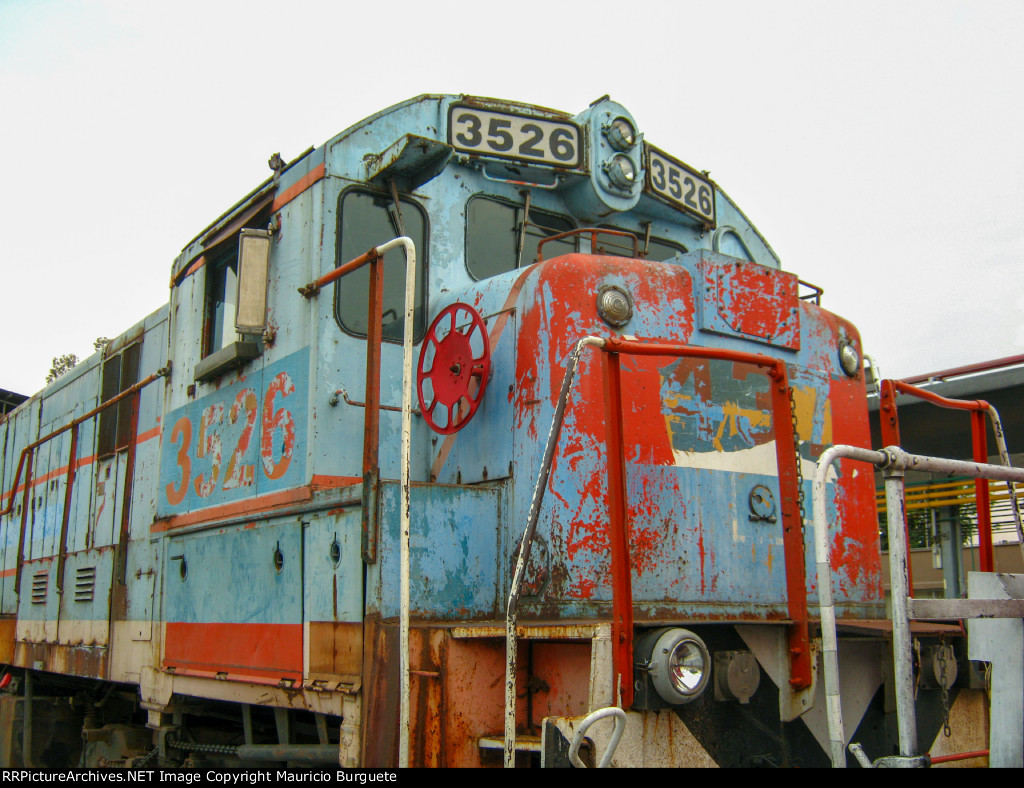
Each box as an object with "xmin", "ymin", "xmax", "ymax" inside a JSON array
[
  {"xmin": 303, "ymin": 508, "xmax": 363, "ymax": 623},
  {"xmin": 372, "ymin": 482, "xmax": 503, "ymax": 620},
  {"xmin": 162, "ymin": 519, "xmax": 302, "ymax": 625},
  {"xmin": 157, "ymin": 349, "xmax": 309, "ymax": 517}
]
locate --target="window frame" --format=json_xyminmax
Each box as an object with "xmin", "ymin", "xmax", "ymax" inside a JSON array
[
  {"xmin": 463, "ymin": 193, "xmax": 577, "ymax": 282},
  {"xmin": 202, "ymin": 242, "xmax": 241, "ymax": 359},
  {"xmin": 332, "ymin": 185, "xmax": 430, "ymax": 344},
  {"xmin": 97, "ymin": 342, "xmax": 141, "ymax": 458}
]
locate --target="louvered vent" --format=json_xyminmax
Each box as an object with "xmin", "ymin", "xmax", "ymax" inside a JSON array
[
  {"xmin": 75, "ymin": 566, "xmax": 97, "ymax": 603},
  {"xmin": 31, "ymin": 571, "xmax": 48, "ymax": 605}
]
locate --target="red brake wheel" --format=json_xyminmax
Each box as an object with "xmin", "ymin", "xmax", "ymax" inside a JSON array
[{"xmin": 417, "ymin": 303, "xmax": 491, "ymax": 434}]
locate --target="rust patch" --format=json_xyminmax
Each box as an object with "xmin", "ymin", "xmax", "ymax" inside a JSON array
[
  {"xmin": 360, "ymin": 615, "xmax": 399, "ymax": 767},
  {"xmin": 0, "ymin": 618, "xmax": 15, "ymax": 664},
  {"xmin": 408, "ymin": 628, "xmax": 446, "ymax": 767},
  {"xmin": 14, "ymin": 642, "xmax": 108, "ymax": 679},
  {"xmin": 308, "ymin": 621, "xmax": 362, "ymax": 677}
]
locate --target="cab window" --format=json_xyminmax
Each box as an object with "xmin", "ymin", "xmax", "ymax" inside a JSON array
[
  {"xmin": 334, "ymin": 189, "xmax": 427, "ymax": 342},
  {"xmin": 204, "ymin": 245, "xmax": 238, "ymax": 356},
  {"xmin": 466, "ymin": 195, "xmax": 576, "ymax": 280}
]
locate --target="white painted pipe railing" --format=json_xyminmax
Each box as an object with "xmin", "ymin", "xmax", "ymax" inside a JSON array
[
  {"xmin": 814, "ymin": 444, "xmax": 1024, "ymax": 767},
  {"xmin": 371, "ymin": 237, "xmax": 418, "ymax": 770},
  {"xmin": 812, "ymin": 445, "xmax": 886, "ymax": 768}
]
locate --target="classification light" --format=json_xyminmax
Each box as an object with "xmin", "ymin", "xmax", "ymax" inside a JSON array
[{"xmin": 596, "ymin": 285, "xmax": 633, "ymax": 328}]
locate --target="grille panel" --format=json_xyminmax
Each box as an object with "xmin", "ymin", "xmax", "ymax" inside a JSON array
[{"xmin": 75, "ymin": 566, "xmax": 97, "ymax": 603}]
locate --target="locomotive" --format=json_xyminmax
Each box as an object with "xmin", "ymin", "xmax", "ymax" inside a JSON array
[{"xmin": 0, "ymin": 94, "xmax": 979, "ymax": 767}]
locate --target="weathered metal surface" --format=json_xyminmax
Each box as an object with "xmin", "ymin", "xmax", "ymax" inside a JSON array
[
  {"xmin": 910, "ymin": 597, "xmax": 1024, "ymax": 619},
  {"xmin": 0, "ymin": 92, "xmax": 903, "ymax": 767}
]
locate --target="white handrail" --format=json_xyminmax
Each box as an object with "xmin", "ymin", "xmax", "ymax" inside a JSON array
[{"xmin": 372, "ymin": 237, "xmax": 417, "ymax": 769}]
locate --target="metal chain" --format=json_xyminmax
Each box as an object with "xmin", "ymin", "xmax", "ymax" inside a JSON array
[
  {"xmin": 167, "ymin": 738, "xmax": 240, "ymax": 756},
  {"xmin": 938, "ymin": 636, "xmax": 952, "ymax": 737},
  {"xmin": 788, "ymin": 387, "xmax": 807, "ymax": 527},
  {"xmin": 134, "ymin": 747, "xmax": 158, "ymax": 768},
  {"xmin": 913, "ymin": 639, "xmax": 921, "ymax": 700}
]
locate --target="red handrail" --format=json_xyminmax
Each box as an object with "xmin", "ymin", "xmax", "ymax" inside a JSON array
[
  {"xmin": 299, "ymin": 246, "xmax": 387, "ymax": 562},
  {"xmin": 599, "ymin": 337, "xmax": 812, "ymax": 703},
  {"xmin": 879, "ymin": 379, "xmax": 995, "ymax": 574},
  {"xmin": 929, "ymin": 749, "xmax": 988, "ymax": 764},
  {"xmin": 535, "ymin": 228, "xmax": 640, "ymax": 263},
  {"xmin": 1, "ymin": 368, "xmax": 168, "ymax": 595}
]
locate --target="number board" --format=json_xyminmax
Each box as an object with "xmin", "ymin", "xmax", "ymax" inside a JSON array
[
  {"xmin": 645, "ymin": 144, "xmax": 716, "ymax": 227},
  {"xmin": 448, "ymin": 105, "xmax": 583, "ymax": 169}
]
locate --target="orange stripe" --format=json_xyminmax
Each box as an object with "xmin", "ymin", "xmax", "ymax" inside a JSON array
[
  {"xmin": 311, "ymin": 474, "xmax": 361, "ymax": 489},
  {"xmin": 150, "ymin": 485, "xmax": 314, "ymax": 533},
  {"xmin": 164, "ymin": 622, "xmax": 302, "ymax": 681},
  {"xmin": 272, "ymin": 162, "xmax": 326, "ymax": 212},
  {"xmin": 2, "ymin": 422, "xmax": 161, "ymax": 505},
  {"xmin": 0, "ymin": 568, "xmax": 16, "ymax": 578},
  {"xmin": 183, "ymin": 254, "xmax": 207, "ymax": 280}
]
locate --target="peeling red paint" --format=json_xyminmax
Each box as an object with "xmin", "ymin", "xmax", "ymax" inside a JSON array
[
  {"xmin": 629, "ymin": 525, "xmax": 662, "ymax": 574},
  {"xmin": 571, "ymin": 575, "xmax": 597, "ymax": 600}
]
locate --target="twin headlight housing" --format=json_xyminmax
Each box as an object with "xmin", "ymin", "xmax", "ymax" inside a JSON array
[
  {"xmin": 601, "ymin": 116, "xmax": 640, "ymax": 193},
  {"xmin": 565, "ymin": 99, "xmax": 644, "ymax": 219}
]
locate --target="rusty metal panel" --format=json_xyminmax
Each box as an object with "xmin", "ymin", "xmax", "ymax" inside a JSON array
[
  {"xmin": 697, "ymin": 253, "xmax": 801, "ymax": 350},
  {"xmin": 307, "ymin": 622, "xmax": 362, "ymax": 678},
  {"xmin": 360, "ymin": 615, "xmax": 400, "ymax": 767},
  {"xmin": 442, "ymin": 636, "xmax": 510, "ymax": 767},
  {"xmin": 0, "ymin": 618, "xmax": 14, "ymax": 663}
]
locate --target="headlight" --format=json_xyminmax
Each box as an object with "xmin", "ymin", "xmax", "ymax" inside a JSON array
[
  {"xmin": 604, "ymin": 117, "xmax": 637, "ymax": 151},
  {"xmin": 636, "ymin": 628, "xmax": 711, "ymax": 707},
  {"xmin": 838, "ymin": 339, "xmax": 860, "ymax": 377},
  {"xmin": 603, "ymin": 154, "xmax": 636, "ymax": 190}
]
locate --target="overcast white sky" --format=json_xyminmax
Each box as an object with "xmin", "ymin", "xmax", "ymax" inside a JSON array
[{"xmin": 1, "ymin": 0, "xmax": 1022, "ymax": 396}]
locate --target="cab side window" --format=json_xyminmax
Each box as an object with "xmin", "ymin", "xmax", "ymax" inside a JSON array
[
  {"xmin": 334, "ymin": 189, "xmax": 427, "ymax": 342},
  {"xmin": 465, "ymin": 196, "xmax": 576, "ymax": 280},
  {"xmin": 204, "ymin": 245, "xmax": 239, "ymax": 357}
]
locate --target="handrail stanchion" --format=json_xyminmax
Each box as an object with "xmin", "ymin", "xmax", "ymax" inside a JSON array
[
  {"xmin": 299, "ymin": 237, "xmax": 417, "ymax": 768},
  {"xmin": 813, "ymin": 445, "xmax": 887, "ymax": 767}
]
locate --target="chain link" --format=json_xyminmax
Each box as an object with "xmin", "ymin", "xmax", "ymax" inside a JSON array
[
  {"xmin": 134, "ymin": 747, "xmax": 159, "ymax": 768},
  {"xmin": 167, "ymin": 738, "xmax": 240, "ymax": 756},
  {"xmin": 788, "ymin": 387, "xmax": 807, "ymax": 527},
  {"xmin": 938, "ymin": 636, "xmax": 952, "ymax": 737},
  {"xmin": 913, "ymin": 639, "xmax": 921, "ymax": 700}
]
